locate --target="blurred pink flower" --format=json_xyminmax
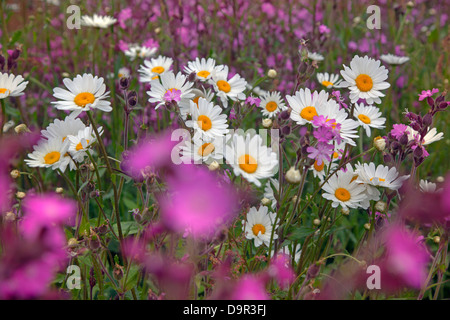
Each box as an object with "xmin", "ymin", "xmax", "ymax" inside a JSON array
[
  {"xmin": 268, "ymin": 253, "xmax": 295, "ymax": 289},
  {"xmin": 418, "ymin": 88, "xmax": 439, "ymax": 101},
  {"xmin": 231, "ymin": 275, "xmax": 269, "ymax": 300}
]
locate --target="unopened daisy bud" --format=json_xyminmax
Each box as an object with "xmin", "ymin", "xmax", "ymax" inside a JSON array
[
  {"xmin": 375, "ymin": 201, "xmax": 387, "ymax": 212},
  {"xmin": 208, "ymin": 161, "xmax": 220, "ymax": 171},
  {"xmin": 10, "ymin": 169, "xmax": 20, "ymax": 179},
  {"xmin": 89, "ymin": 163, "xmax": 95, "ymax": 172},
  {"xmin": 62, "ymin": 72, "xmax": 70, "ymax": 78},
  {"xmin": 68, "ymin": 238, "xmax": 78, "ymax": 247},
  {"xmin": 313, "ymin": 218, "xmax": 321, "ymax": 226},
  {"xmin": 16, "ymin": 191, "xmax": 26, "ymax": 199},
  {"xmin": 4, "ymin": 211, "xmax": 16, "ymax": 222},
  {"xmin": 353, "ymin": 16, "xmax": 361, "ymax": 24},
  {"xmin": 364, "ymin": 223, "xmax": 371, "ymax": 230},
  {"xmin": 373, "ymin": 136, "xmax": 386, "ymax": 151},
  {"xmin": 155, "ymin": 27, "xmax": 161, "ymax": 34},
  {"xmin": 285, "ymin": 167, "xmax": 301, "ymax": 184},
  {"xmin": 267, "ymin": 69, "xmax": 277, "ymax": 78},
  {"xmin": 433, "ymin": 236, "xmax": 440, "ymax": 244},
  {"xmin": 436, "ymin": 176, "xmax": 444, "ymax": 183},
  {"xmin": 55, "ymin": 187, "xmax": 64, "ymax": 194},
  {"xmin": 291, "ymin": 195, "xmax": 298, "ymax": 203},
  {"xmin": 262, "ymin": 118, "xmax": 272, "ymax": 128},
  {"xmin": 406, "ymin": 1, "xmax": 414, "ymax": 8},
  {"xmin": 261, "ymin": 197, "xmax": 271, "ymax": 206},
  {"xmin": 14, "ymin": 124, "xmax": 30, "ymax": 134},
  {"xmin": 341, "ymin": 207, "xmax": 350, "ymax": 216}
]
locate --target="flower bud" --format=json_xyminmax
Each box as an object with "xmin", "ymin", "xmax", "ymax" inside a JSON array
[
  {"xmin": 261, "ymin": 197, "xmax": 271, "ymax": 206},
  {"xmin": 127, "ymin": 91, "xmax": 138, "ymax": 108},
  {"xmin": 68, "ymin": 238, "xmax": 78, "ymax": 247},
  {"xmin": 375, "ymin": 201, "xmax": 387, "ymax": 212},
  {"xmin": 433, "ymin": 236, "xmax": 440, "ymax": 244},
  {"xmin": 279, "ymin": 110, "xmax": 290, "ymax": 120},
  {"xmin": 89, "ymin": 163, "xmax": 95, "ymax": 172},
  {"xmin": 10, "ymin": 169, "xmax": 20, "ymax": 179},
  {"xmin": 119, "ymin": 77, "xmax": 130, "ymax": 90},
  {"xmin": 383, "ymin": 152, "xmax": 393, "ymax": 164},
  {"xmin": 208, "ymin": 160, "xmax": 220, "ymax": 171},
  {"xmin": 267, "ymin": 69, "xmax": 277, "ymax": 78},
  {"xmin": 422, "ymin": 113, "xmax": 433, "ymax": 127},
  {"xmin": 55, "ymin": 187, "xmax": 64, "ymax": 194},
  {"xmin": 364, "ymin": 223, "xmax": 371, "ymax": 230},
  {"xmin": 14, "ymin": 124, "xmax": 30, "ymax": 134},
  {"xmin": 399, "ymin": 133, "xmax": 409, "ymax": 146},
  {"xmin": 307, "ymin": 263, "xmax": 320, "ymax": 279},
  {"xmin": 262, "ymin": 118, "xmax": 272, "ymax": 128},
  {"xmin": 281, "ymin": 125, "xmax": 291, "ymax": 136},
  {"xmin": 436, "ymin": 176, "xmax": 444, "ymax": 183},
  {"xmin": 285, "ymin": 167, "xmax": 301, "ymax": 184},
  {"xmin": 313, "ymin": 218, "xmax": 321, "ymax": 226},
  {"xmin": 341, "ymin": 207, "xmax": 350, "ymax": 216},
  {"xmin": 373, "ymin": 136, "xmax": 386, "ymax": 151},
  {"xmin": 15, "ymin": 191, "xmax": 26, "ymax": 199},
  {"xmin": 4, "ymin": 211, "xmax": 16, "ymax": 222}
]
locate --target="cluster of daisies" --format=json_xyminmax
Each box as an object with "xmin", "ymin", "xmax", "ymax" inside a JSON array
[{"xmin": 26, "ymin": 74, "xmax": 110, "ymax": 172}]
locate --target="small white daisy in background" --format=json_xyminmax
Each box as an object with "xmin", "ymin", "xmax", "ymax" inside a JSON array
[
  {"xmin": 380, "ymin": 54, "xmax": 410, "ymax": 65},
  {"xmin": 259, "ymin": 91, "xmax": 287, "ymax": 118},
  {"xmin": 117, "ymin": 67, "xmax": 131, "ymax": 79},
  {"xmin": 407, "ymin": 126, "xmax": 444, "ymax": 147},
  {"xmin": 307, "ymin": 51, "xmax": 324, "ymax": 62},
  {"xmin": 0, "ymin": 73, "xmax": 28, "ymax": 99},
  {"xmin": 271, "ymin": 245, "xmax": 302, "ymax": 264},
  {"xmin": 321, "ymin": 168, "xmax": 367, "ymax": 209},
  {"xmin": 243, "ymin": 206, "xmax": 278, "ymax": 247},
  {"xmin": 124, "ymin": 45, "xmax": 157, "ymax": 61},
  {"xmin": 185, "ymin": 98, "xmax": 229, "ymax": 140},
  {"xmin": 316, "ymin": 72, "xmax": 344, "ymax": 89},
  {"xmin": 287, "ymin": 88, "xmax": 329, "ymax": 126},
  {"xmin": 146, "ymin": 71, "xmax": 194, "ymax": 110},
  {"xmin": 139, "ymin": 55, "xmax": 173, "ymax": 83},
  {"xmin": 210, "ymin": 65, "xmax": 247, "ymax": 108},
  {"xmin": 225, "ymin": 132, "xmax": 278, "ymax": 187},
  {"xmin": 52, "ymin": 73, "xmax": 112, "ymax": 117},
  {"xmin": 68, "ymin": 125, "xmax": 103, "ymax": 162},
  {"xmin": 419, "ymin": 179, "xmax": 441, "ymax": 193},
  {"xmin": 353, "ymin": 103, "xmax": 386, "ymax": 137},
  {"xmin": 184, "ymin": 57, "xmax": 222, "ymax": 82},
  {"xmin": 41, "ymin": 116, "xmax": 86, "ymax": 142},
  {"xmin": 25, "ymin": 138, "xmax": 70, "ymax": 171},
  {"xmin": 352, "ymin": 163, "xmax": 381, "ymax": 209},
  {"xmin": 246, "ymin": 84, "xmax": 268, "ymax": 97},
  {"xmin": 81, "ymin": 14, "xmax": 117, "ymax": 28},
  {"xmin": 309, "ymin": 159, "xmax": 337, "ymax": 182},
  {"xmin": 179, "ymin": 135, "xmax": 225, "ymax": 165},
  {"xmin": 178, "ymin": 87, "xmax": 215, "ymax": 120},
  {"xmin": 340, "ymin": 55, "xmax": 390, "ymax": 104},
  {"xmin": 263, "ymin": 178, "xmax": 279, "ymax": 210},
  {"xmin": 355, "ymin": 163, "xmax": 410, "ymax": 191}
]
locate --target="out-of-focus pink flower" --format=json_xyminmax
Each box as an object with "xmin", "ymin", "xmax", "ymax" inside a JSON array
[
  {"xmin": 158, "ymin": 164, "xmax": 238, "ymax": 239},
  {"xmin": 231, "ymin": 275, "xmax": 269, "ymax": 300},
  {"xmin": 418, "ymin": 88, "xmax": 439, "ymax": 101},
  {"xmin": 245, "ymin": 95, "xmax": 261, "ymax": 107},
  {"xmin": 319, "ymin": 24, "xmax": 330, "ymax": 34},
  {"xmin": 261, "ymin": 3, "xmax": 276, "ymax": 19},
  {"xmin": 117, "ymin": 40, "xmax": 129, "ymax": 52},
  {"xmin": 118, "ymin": 7, "xmax": 132, "ymax": 29},
  {"xmin": 268, "ymin": 253, "xmax": 295, "ymax": 289}
]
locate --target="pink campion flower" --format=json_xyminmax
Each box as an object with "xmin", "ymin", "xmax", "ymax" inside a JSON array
[
  {"xmin": 318, "ymin": 24, "xmax": 330, "ymax": 34},
  {"xmin": 230, "ymin": 275, "xmax": 269, "ymax": 300},
  {"xmin": 245, "ymin": 95, "xmax": 261, "ymax": 107},
  {"xmin": 418, "ymin": 88, "xmax": 439, "ymax": 101},
  {"xmin": 313, "ymin": 126, "xmax": 334, "ymax": 143},
  {"xmin": 142, "ymin": 38, "xmax": 159, "ymax": 49},
  {"xmin": 117, "ymin": 40, "xmax": 129, "ymax": 52},
  {"xmin": 267, "ymin": 253, "xmax": 295, "ymax": 289},
  {"xmin": 390, "ymin": 123, "xmax": 409, "ymax": 139},
  {"xmin": 158, "ymin": 164, "xmax": 238, "ymax": 239},
  {"xmin": 307, "ymin": 142, "xmax": 334, "ymax": 166},
  {"xmin": 261, "ymin": 2, "xmax": 276, "ymax": 19},
  {"xmin": 118, "ymin": 7, "xmax": 132, "ymax": 29}
]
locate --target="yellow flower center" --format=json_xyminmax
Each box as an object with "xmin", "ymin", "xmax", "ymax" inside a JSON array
[
  {"xmin": 321, "ymin": 80, "xmax": 333, "ymax": 87},
  {"xmin": 265, "ymin": 101, "xmax": 278, "ymax": 112},
  {"xmin": 300, "ymin": 106, "xmax": 318, "ymax": 121},
  {"xmin": 76, "ymin": 140, "xmax": 90, "ymax": 151},
  {"xmin": 74, "ymin": 92, "xmax": 95, "ymax": 108},
  {"xmin": 193, "ymin": 96, "xmax": 201, "ymax": 108},
  {"xmin": 0, "ymin": 88, "xmax": 10, "ymax": 95},
  {"xmin": 44, "ymin": 151, "xmax": 61, "ymax": 165},
  {"xmin": 370, "ymin": 177, "xmax": 386, "ymax": 182},
  {"xmin": 355, "ymin": 74, "xmax": 373, "ymax": 92},
  {"xmin": 151, "ymin": 66, "xmax": 165, "ymax": 74},
  {"xmin": 217, "ymin": 80, "xmax": 231, "ymax": 93},
  {"xmin": 314, "ymin": 160, "xmax": 325, "ymax": 172},
  {"xmin": 335, "ymin": 188, "xmax": 351, "ymax": 202},
  {"xmin": 197, "ymin": 70, "xmax": 211, "ymax": 78},
  {"xmin": 238, "ymin": 154, "xmax": 258, "ymax": 174},
  {"xmin": 197, "ymin": 115, "xmax": 212, "ymax": 131},
  {"xmin": 333, "ymin": 152, "xmax": 339, "ymax": 159},
  {"xmin": 358, "ymin": 114, "xmax": 371, "ymax": 124},
  {"xmin": 198, "ymin": 143, "xmax": 215, "ymax": 156},
  {"xmin": 252, "ymin": 223, "xmax": 266, "ymax": 236}
]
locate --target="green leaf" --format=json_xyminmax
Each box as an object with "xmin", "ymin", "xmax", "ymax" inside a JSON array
[
  {"xmin": 287, "ymin": 226, "xmax": 316, "ymax": 241},
  {"xmin": 112, "ymin": 221, "xmax": 139, "ymax": 236}
]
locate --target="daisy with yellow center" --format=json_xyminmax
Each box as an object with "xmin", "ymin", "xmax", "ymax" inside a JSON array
[
  {"xmin": 138, "ymin": 55, "xmax": 173, "ymax": 83},
  {"xmin": 259, "ymin": 91, "xmax": 287, "ymax": 118},
  {"xmin": 309, "ymin": 159, "xmax": 337, "ymax": 182},
  {"xmin": 178, "ymin": 88, "xmax": 215, "ymax": 120},
  {"xmin": 184, "ymin": 57, "xmax": 222, "ymax": 82},
  {"xmin": 67, "ymin": 125, "xmax": 103, "ymax": 163},
  {"xmin": 225, "ymin": 133, "xmax": 278, "ymax": 187},
  {"xmin": 25, "ymin": 138, "xmax": 70, "ymax": 172},
  {"xmin": 340, "ymin": 55, "xmax": 390, "ymax": 104},
  {"xmin": 243, "ymin": 206, "xmax": 279, "ymax": 248},
  {"xmin": 316, "ymin": 72, "xmax": 344, "ymax": 89},
  {"xmin": 0, "ymin": 72, "xmax": 28, "ymax": 99},
  {"xmin": 287, "ymin": 88, "xmax": 329, "ymax": 125},
  {"xmin": 52, "ymin": 73, "xmax": 111, "ymax": 117},
  {"xmin": 185, "ymin": 98, "xmax": 229, "ymax": 140},
  {"xmin": 210, "ymin": 65, "xmax": 247, "ymax": 108},
  {"xmin": 321, "ymin": 169, "xmax": 367, "ymax": 209},
  {"xmin": 179, "ymin": 135, "xmax": 225, "ymax": 165},
  {"xmin": 353, "ymin": 103, "xmax": 386, "ymax": 137},
  {"xmin": 355, "ymin": 163, "xmax": 410, "ymax": 191},
  {"xmin": 124, "ymin": 45, "xmax": 157, "ymax": 61}
]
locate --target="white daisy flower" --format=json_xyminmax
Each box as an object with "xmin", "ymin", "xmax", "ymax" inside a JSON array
[
  {"xmin": 25, "ymin": 138, "xmax": 70, "ymax": 171},
  {"xmin": 138, "ymin": 55, "xmax": 173, "ymax": 83},
  {"xmin": 246, "ymin": 84, "xmax": 269, "ymax": 97},
  {"xmin": 259, "ymin": 91, "xmax": 287, "ymax": 118},
  {"xmin": 352, "ymin": 163, "xmax": 381, "ymax": 209},
  {"xmin": 419, "ymin": 179, "xmax": 441, "ymax": 193},
  {"xmin": 184, "ymin": 57, "xmax": 222, "ymax": 81},
  {"xmin": 179, "ymin": 135, "xmax": 225, "ymax": 165},
  {"xmin": 67, "ymin": 125, "xmax": 103, "ymax": 162},
  {"xmin": 178, "ymin": 87, "xmax": 215, "ymax": 120},
  {"xmin": 287, "ymin": 88, "xmax": 329, "ymax": 126},
  {"xmin": 380, "ymin": 54, "xmax": 410, "ymax": 65},
  {"xmin": 124, "ymin": 45, "xmax": 157, "ymax": 61},
  {"xmin": 353, "ymin": 103, "xmax": 386, "ymax": 137},
  {"xmin": 81, "ymin": 14, "xmax": 117, "ymax": 28},
  {"xmin": 41, "ymin": 116, "xmax": 86, "ymax": 142},
  {"xmin": 322, "ymin": 168, "xmax": 367, "ymax": 209},
  {"xmin": 243, "ymin": 206, "xmax": 278, "ymax": 248},
  {"xmin": 307, "ymin": 51, "xmax": 324, "ymax": 62},
  {"xmin": 210, "ymin": 65, "xmax": 247, "ymax": 108},
  {"xmin": 225, "ymin": 132, "xmax": 278, "ymax": 187},
  {"xmin": 146, "ymin": 71, "xmax": 194, "ymax": 110},
  {"xmin": 0, "ymin": 73, "xmax": 28, "ymax": 99},
  {"xmin": 117, "ymin": 67, "xmax": 131, "ymax": 79},
  {"xmin": 355, "ymin": 163, "xmax": 410, "ymax": 191},
  {"xmin": 52, "ymin": 73, "xmax": 112, "ymax": 117},
  {"xmin": 309, "ymin": 159, "xmax": 337, "ymax": 182},
  {"xmin": 340, "ymin": 55, "xmax": 390, "ymax": 104},
  {"xmin": 316, "ymin": 72, "xmax": 344, "ymax": 89},
  {"xmin": 407, "ymin": 126, "xmax": 444, "ymax": 146},
  {"xmin": 185, "ymin": 98, "xmax": 229, "ymax": 140},
  {"xmin": 263, "ymin": 178, "xmax": 279, "ymax": 210}
]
